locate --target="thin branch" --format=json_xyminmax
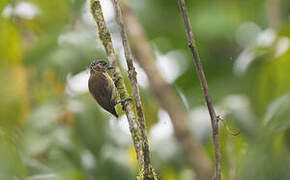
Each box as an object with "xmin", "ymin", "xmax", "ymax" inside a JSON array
[
  {"xmin": 89, "ymin": 0, "xmax": 143, "ymax": 169},
  {"xmin": 267, "ymin": 0, "xmax": 282, "ymax": 28},
  {"xmin": 177, "ymin": 0, "xmax": 221, "ymax": 180},
  {"xmin": 111, "ymin": 0, "xmax": 156, "ymax": 179},
  {"xmin": 121, "ymin": 3, "xmax": 214, "ymax": 180}
]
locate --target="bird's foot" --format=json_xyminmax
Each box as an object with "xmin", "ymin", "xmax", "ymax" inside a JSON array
[
  {"xmin": 118, "ymin": 97, "xmax": 132, "ymax": 111},
  {"xmin": 114, "ymin": 77, "xmax": 121, "ymax": 87},
  {"xmin": 106, "ymin": 66, "xmax": 114, "ymax": 70}
]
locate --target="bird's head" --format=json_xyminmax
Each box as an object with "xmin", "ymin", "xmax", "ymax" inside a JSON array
[{"xmin": 90, "ymin": 60, "xmax": 108, "ymax": 73}]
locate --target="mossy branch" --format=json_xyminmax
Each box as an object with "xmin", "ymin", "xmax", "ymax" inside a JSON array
[
  {"xmin": 112, "ymin": 0, "xmax": 157, "ymax": 179},
  {"xmin": 89, "ymin": 0, "xmax": 143, "ymax": 169}
]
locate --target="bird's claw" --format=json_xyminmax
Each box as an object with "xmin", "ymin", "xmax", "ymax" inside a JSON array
[
  {"xmin": 114, "ymin": 77, "xmax": 121, "ymax": 87},
  {"xmin": 119, "ymin": 97, "xmax": 132, "ymax": 111},
  {"xmin": 106, "ymin": 66, "xmax": 114, "ymax": 70}
]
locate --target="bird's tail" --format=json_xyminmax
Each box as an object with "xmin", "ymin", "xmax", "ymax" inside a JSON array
[{"xmin": 111, "ymin": 108, "xmax": 119, "ymax": 118}]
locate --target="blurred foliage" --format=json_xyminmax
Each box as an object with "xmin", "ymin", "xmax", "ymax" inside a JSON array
[{"xmin": 0, "ymin": 0, "xmax": 290, "ymax": 179}]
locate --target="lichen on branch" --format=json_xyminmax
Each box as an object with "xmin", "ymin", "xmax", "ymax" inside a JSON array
[
  {"xmin": 89, "ymin": 0, "xmax": 143, "ymax": 170},
  {"xmin": 112, "ymin": 0, "xmax": 157, "ymax": 179}
]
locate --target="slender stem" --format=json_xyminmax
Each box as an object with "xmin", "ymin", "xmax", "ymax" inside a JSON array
[
  {"xmin": 267, "ymin": 0, "xmax": 282, "ymax": 28},
  {"xmin": 121, "ymin": 3, "xmax": 214, "ymax": 180},
  {"xmin": 177, "ymin": 0, "xmax": 221, "ymax": 179},
  {"xmin": 111, "ymin": 0, "xmax": 156, "ymax": 179},
  {"xmin": 89, "ymin": 0, "xmax": 143, "ymax": 169}
]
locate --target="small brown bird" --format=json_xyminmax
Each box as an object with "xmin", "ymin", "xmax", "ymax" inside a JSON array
[{"xmin": 88, "ymin": 60, "xmax": 119, "ymax": 117}]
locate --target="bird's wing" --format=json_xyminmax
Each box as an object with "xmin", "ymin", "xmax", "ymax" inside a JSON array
[{"xmin": 88, "ymin": 72, "xmax": 118, "ymax": 116}]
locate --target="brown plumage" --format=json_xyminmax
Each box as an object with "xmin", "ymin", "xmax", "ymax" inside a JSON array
[{"xmin": 88, "ymin": 60, "xmax": 119, "ymax": 117}]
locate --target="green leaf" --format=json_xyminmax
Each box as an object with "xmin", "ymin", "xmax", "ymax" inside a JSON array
[
  {"xmin": 0, "ymin": 20, "xmax": 22, "ymax": 63},
  {"xmin": 263, "ymin": 94, "xmax": 290, "ymax": 133},
  {"xmin": 245, "ymin": 49, "xmax": 290, "ymax": 116}
]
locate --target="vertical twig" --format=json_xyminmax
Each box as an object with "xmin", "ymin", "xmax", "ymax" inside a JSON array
[
  {"xmin": 111, "ymin": 0, "xmax": 156, "ymax": 179},
  {"xmin": 267, "ymin": 0, "xmax": 282, "ymax": 28},
  {"xmin": 89, "ymin": 0, "xmax": 143, "ymax": 169},
  {"xmin": 177, "ymin": 0, "xmax": 221, "ymax": 180},
  {"xmin": 121, "ymin": 3, "xmax": 214, "ymax": 180}
]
